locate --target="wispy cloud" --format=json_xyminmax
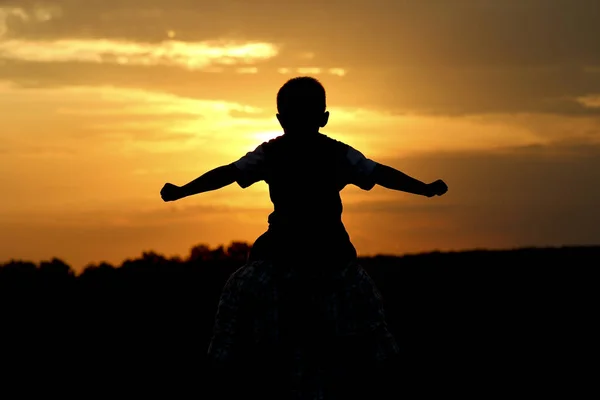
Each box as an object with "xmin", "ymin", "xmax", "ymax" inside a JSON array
[
  {"xmin": 296, "ymin": 67, "xmax": 322, "ymax": 74},
  {"xmin": 324, "ymin": 108, "xmax": 571, "ymax": 158},
  {"xmin": 0, "ymin": 38, "xmax": 279, "ymax": 70},
  {"xmin": 0, "ymin": 7, "xmax": 27, "ymax": 37},
  {"xmin": 577, "ymin": 95, "xmax": 600, "ymax": 109},
  {"xmin": 0, "ymin": 4, "xmax": 61, "ymax": 37},
  {"xmin": 236, "ymin": 67, "xmax": 258, "ymax": 74},
  {"xmin": 4, "ymin": 79, "xmax": 592, "ymax": 159},
  {"xmin": 0, "ymin": 5, "xmax": 345, "ymax": 76},
  {"xmin": 277, "ymin": 67, "xmax": 346, "ymax": 76},
  {"xmin": 55, "ymin": 85, "xmax": 263, "ymax": 116},
  {"xmin": 0, "ymin": 5, "xmax": 278, "ymax": 70},
  {"xmin": 0, "ymin": 80, "xmax": 272, "ymax": 157},
  {"xmin": 328, "ymin": 68, "xmax": 346, "ymax": 77},
  {"xmin": 0, "ymin": 79, "xmax": 260, "ymax": 119},
  {"xmin": 50, "ymin": 85, "xmax": 270, "ymax": 150}
]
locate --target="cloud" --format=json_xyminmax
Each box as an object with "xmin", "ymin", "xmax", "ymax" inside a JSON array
[
  {"xmin": 342, "ymin": 140, "xmax": 600, "ymax": 255},
  {"xmin": 326, "ymin": 64, "xmax": 600, "ymax": 117},
  {"xmin": 276, "ymin": 67, "xmax": 346, "ymax": 76},
  {"xmin": 328, "ymin": 68, "xmax": 346, "ymax": 77},
  {"xmin": 577, "ymin": 95, "xmax": 600, "ymax": 109},
  {"xmin": 62, "ymin": 84, "xmax": 263, "ymax": 116},
  {"xmin": 0, "ymin": 38, "xmax": 278, "ymax": 70},
  {"xmin": 0, "ymin": 3, "xmax": 61, "ymax": 37},
  {"xmin": 22, "ymin": 0, "xmax": 596, "ymax": 71},
  {"xmin": 4, "ymin": 76, "xmax": 600, "ymax": 160},
  {"xmin": 296, "ymin": 67, "xmax": 322, "ymax": 74},
  {"xmin": 278, "ymin": 67, "xmax": 346, "ymax": 76},
  {"xmin": 324, "ymin": 108, "xmax": 557, "ymax": 158},
  {"xmin": 0, "ymin": 3, "xmax": 344, "ymax": 76},
  {"xmin": 0, "ymin": 81, "xmax": 264, "ymax": 128},
  {"xmin": 2, "ymin": 1, "xmax": 600, "ymax": 116},
  {"xmin": 0, "ymin": 7, "xmax": 27, "ymax": 37},
  {"xmin": 0, "ymin": 80, "xmax": 274, "ymax": 160},
  {"xmin": 0, "ymin": 4, "xmax": 343, "ymax": 76},
  {"xmin": 236, "ymin": 67, "xmax": 258, "ymax": 74}
]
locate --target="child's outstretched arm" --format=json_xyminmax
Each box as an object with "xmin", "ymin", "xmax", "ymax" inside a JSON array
[
  {"xmin": 160, "ymin": 164, "xmax": 239, "ymax": 202},
  {"xmin": 372, "ymin": 163, "xmax": 448, "ymax": 197},
  {"xmin": 160, "ymin": 143, "xmax": 267, "ymax": 202}
]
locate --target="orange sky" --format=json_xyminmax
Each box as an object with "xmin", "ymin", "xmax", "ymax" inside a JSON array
[{"xmin": 1, "ymin": 0, "xmax": 600, "ymax": 271}]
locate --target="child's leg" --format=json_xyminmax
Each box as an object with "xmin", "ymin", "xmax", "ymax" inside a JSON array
[
  {"xmin": 247, "ymin": 230, "xmax": 272, "ymax": 262},
  {"xmin": 207, "ymin": 260, "xmax": 282, "ymax": 398}
]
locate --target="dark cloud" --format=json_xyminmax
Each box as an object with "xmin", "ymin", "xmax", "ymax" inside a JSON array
[
  {"xmin": 0, "ymin": 60, "xmax": 296, "ymax": 110},
  {"xmin": 344, "ymin": 141, "xmax": 600, "ymax": 252},
  {"xmin": 2, "ymin": 0, "xmax": 600, "ymax": 115},
  {"xmin": 348, "ymin": 65, "xmax": 600, "ymax": 116},
  {"xmin": 3, "ymin": 60, "xmax": 599, "ymax": 117},
  {"xmin": 6, "ymin": 0, "xmax": 597, "ymax": 66}
]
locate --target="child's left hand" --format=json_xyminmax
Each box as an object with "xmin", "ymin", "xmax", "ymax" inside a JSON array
[
  {"xmin": 425, "ymin": 180, "xmax": 448, "ymax": 197},
  {"xmin": 160, "ymin": 183, "xmax": 183, "ymax": 202}
]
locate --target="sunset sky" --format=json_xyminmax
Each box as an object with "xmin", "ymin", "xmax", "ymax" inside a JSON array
[{"xmin": 1, "ymin": 0, "xmax": 600, "ymax": 271}]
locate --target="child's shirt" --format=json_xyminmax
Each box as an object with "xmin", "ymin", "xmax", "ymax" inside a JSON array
[{"xmin": 232, "ymin": 133, "xmax": 377, "ymax": 261}]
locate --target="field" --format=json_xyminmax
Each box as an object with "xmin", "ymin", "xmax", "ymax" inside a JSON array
[{"xmin": 1, "ymin": 245, "xmax": 596, "ymax": 397}]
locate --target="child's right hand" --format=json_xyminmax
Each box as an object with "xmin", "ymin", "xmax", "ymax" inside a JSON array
[
  {"xmin": 426, "ymin": 180, "xmax": 448, "ymax": 197},
  {"xmin": 160, "ymin": 183, "xmax": 183, "ymax": 202}
]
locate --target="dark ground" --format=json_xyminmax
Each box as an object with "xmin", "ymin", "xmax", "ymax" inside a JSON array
[{"xmin": 0, "ymin": 245, "xmax": 597, "ymax": 398}]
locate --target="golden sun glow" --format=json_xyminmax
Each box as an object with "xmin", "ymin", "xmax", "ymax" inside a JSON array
[
  {"xmin": 249, "ymin": 130, "xmax": 283, "ymax": 147},
  {"xmin": 1, "ymin": 1, "xmax": 599, "ymax": 269}
]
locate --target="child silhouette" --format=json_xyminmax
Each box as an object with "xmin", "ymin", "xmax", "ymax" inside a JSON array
[{"xmin": 161, "ymin": 77, "xmax": 447, "ymax": 399}]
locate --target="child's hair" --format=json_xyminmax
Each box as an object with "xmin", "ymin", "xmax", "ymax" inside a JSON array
[{"xmin": 276, "ymin": 76, "xmax": 327, "ymax": 119}]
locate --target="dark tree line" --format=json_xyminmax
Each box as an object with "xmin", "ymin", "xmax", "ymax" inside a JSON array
[{"xmin": 0, "ymin": 244, "xmax": 597, "ymax": 397}]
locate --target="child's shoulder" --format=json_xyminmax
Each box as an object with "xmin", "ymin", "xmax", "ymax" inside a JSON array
[
  {"xmin": 259, "ymin": 134, "xmax": 286, "ymax": 153},
  {"xmin": 309, "ymin": 134, "xmax": 352, "ymax": 152},
  {"xmin": 258, "ymin": 133, "xmax": 351, "ymax": 157}
]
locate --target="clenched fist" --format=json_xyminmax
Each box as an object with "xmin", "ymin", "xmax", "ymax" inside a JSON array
[
  {"xmin": 425, "ymin": 179, "xmax": 448, "ymax": 197},
  {"xmin": 160, "ymin": 183, "xmax": 184, "ymax": 202}
]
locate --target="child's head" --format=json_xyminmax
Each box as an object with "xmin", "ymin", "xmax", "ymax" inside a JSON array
[{"xmin": 276, "ymin": 76, "xmax": 330, "ymax": 133}]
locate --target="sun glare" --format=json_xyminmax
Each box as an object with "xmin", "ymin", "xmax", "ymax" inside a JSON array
[{"xmin": 247, "ymin": 130, "xmax": 282, "ymax": 150}]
